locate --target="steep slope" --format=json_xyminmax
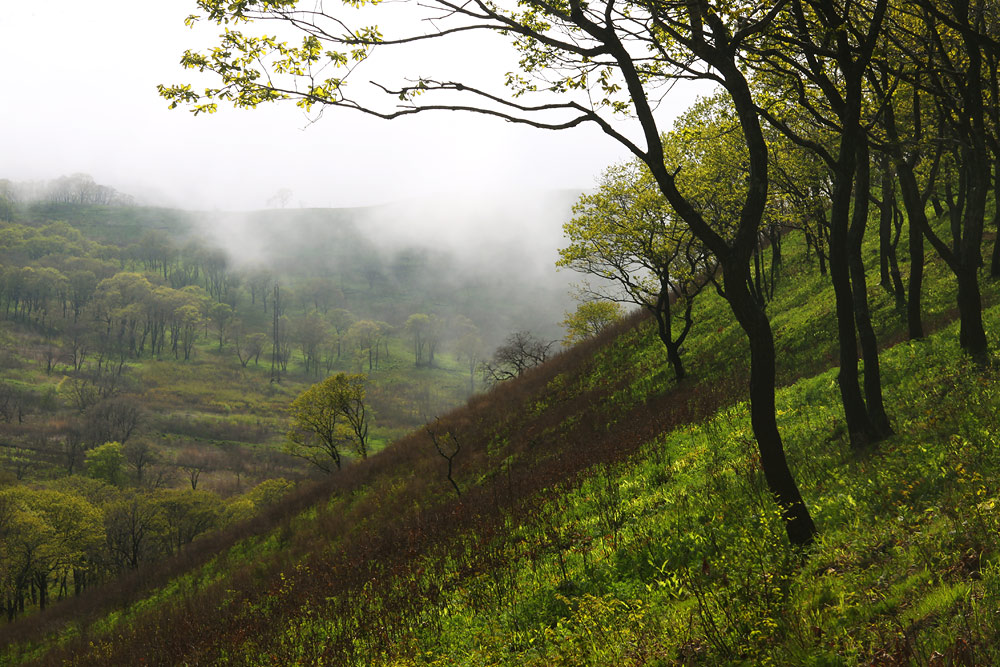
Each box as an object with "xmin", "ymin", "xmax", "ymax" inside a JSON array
[{"xmin": 5, "ymin": 221, "xmax": 1000, "ymax": 665}]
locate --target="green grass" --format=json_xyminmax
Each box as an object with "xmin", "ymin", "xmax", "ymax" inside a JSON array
[
  {"xmin": 6, "ymin": 203, "xmax": 1000, "ymax": 665},
  {"xmin": 346, "ymin": 307, "xmax": 1000, "ymax": 667}
]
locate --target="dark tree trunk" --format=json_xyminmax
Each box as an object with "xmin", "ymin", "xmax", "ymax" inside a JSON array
[
  {"xmin": 879, "ymin": 175, "xmax": 893, "ymax": 291},
  {"xmin": 989, "ymin": 54, "xmax": 1000, "ymax": 278},
  {"xmin": 877, "ymin": 157, "xmax": 906, "ymax": 309},
  {"xmin": 907, "ymin": 212, "xmax": 926, "ymax": 340},
  {"xmin": 849, "ymin": 140, "xmax": 893, "ymax": 437},
  {"xmin": 956, "ymin": 262, "xmax": 988, "ymax": 359},
  {"xmin": 881, "ymin": 99, "xmax": 928, "ymax": 340},
  {"xmin": 651, "ymin": 288, "xmax": 693, "ymax": 382},
  {"xmin": 726, "ymin": 269, "xmax": 817, "ymax": 546},
  {"xmin": 651, "ymin": 59, "xmax": 816, "ymax": 546},
  {"xmin": 828, "ymin": 136, "xmax": 878, "ymax": 450},
  {"xmin": 931, "ymin": 196, "xmax": 944, "ymax": 217}
]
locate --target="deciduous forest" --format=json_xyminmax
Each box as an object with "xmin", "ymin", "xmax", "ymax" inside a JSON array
[{"xmin": 4, "ymin": 0, "xmax": 1000, "ymax": 664}]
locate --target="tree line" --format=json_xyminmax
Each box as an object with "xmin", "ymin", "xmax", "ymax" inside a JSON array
[
  {"xmin": 0, "ymin": 470, "xmax": 292, "ymax": 622},
  {"xmin": 0, "ymin": 175, "xmax": 134, "ymax": 218}
]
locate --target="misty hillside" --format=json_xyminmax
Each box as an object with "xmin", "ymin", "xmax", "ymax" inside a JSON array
[
  {"xmin": 6, "ymin": 0, "xmax": 1000, "ymax": 663},
  {"xmin": 191, "ymin": 189, "xmax": 586, "ymax": 346},
  {"xmin": 6, "ymin": 198, "xmax": 1000, "ymax": 665},
  {"xmin": 0, "ymin": 184, "xmax": 598, "ymax": 646}
]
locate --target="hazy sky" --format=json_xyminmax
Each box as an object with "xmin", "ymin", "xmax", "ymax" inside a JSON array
[{"xmin": 1, "ymin": 1, "xmax": 708, "ymax": 211}]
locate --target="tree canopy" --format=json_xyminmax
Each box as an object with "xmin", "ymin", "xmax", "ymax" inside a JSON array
[{"xmin": 286, "ymin": 373, "xmax": 371, "ymax": 472}]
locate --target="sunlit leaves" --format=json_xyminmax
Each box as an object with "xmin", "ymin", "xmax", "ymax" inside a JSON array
[
  {"xmin": 558, "ymin": 156, "xmax": 701, "ymax": 311},
  {"xmin": 285, "ymin": 373, "xmax": 370, "ymax": 472},
  {"xmin": 161, "ymin": 1, "xmax": 377, "ymax": 114}
]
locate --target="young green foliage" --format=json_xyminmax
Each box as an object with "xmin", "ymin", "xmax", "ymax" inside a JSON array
[{"xmin": 285, "ymin": 372, "xmax": 370, "ymax": 472}]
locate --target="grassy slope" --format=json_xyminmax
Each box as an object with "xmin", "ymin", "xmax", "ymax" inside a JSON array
[{"xmin": 6, "ymin": 215, "xmax": 1000, "ymax": 665}]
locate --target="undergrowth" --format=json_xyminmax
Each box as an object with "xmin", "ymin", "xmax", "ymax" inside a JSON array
[{"xmin": 5, "ymin": 217, "xmax": 1000, "ymax": 666}]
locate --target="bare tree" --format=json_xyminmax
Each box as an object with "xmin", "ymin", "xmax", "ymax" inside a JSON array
[
  {"xmin": 482, "ymin": 331, "xmax": 555, "ymax": 385},
  {"xmin": 426, "ymin": 419, "xmax": 462, "ymax": 499},
  {"xmin": 84, "ymin": 396, "xmax": 143, "ymax": 446},
  {"xmin": 123, "ymin": 439, "xmax": 160, "ymax": 486}
]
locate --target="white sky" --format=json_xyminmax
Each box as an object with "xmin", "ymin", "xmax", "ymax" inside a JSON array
[{"xmin": 0, "ymin": 1, "xmax": 709, "ymax": 211}]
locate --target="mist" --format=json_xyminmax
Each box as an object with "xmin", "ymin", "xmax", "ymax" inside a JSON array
[{"xmin": 189, "ymin": 188, "xmax": 591, "ymax": 347}]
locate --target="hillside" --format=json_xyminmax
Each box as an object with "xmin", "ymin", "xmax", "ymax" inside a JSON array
[
  {"xmin": 4, "ymin": 201, "xmax": 999, "ymax": 664},
  {"xmin": 0, "ymin": 190, "xmax": 588, "ymax": 639},
  {"xmin": 0, "ymin": 192, "xmax": 580, "ymax": 461}
]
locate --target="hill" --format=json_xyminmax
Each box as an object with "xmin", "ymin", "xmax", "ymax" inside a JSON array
[
  {"xmin": 4, "ymin": 197, "xmax": 1000, "ymax": 664},
  {"xmin": 0, "ymin": 189, "xmax": 590, "ymax": 639}
]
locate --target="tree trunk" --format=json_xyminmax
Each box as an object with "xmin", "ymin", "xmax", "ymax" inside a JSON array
[
  {"xmin": 878, "ymin": 157, "xmax": 906, "ymax": 309},
  {"xmin": 956, "ymin": 261, "xmax": 988, "ymax": 360},
  {"xmin": 849, "ymin": 140, "xmax": 893, "ymax": 437},
  {"xmin": 883, "ymin": 102, "xmax": 927, "ymax": 340},
  {"xmin": 726, "ymin": 269, "xmax": 816, "ymax": 546},
  {"xmin": 828, "ymin": 140, "xmax": 878, "ymax": 450},
  {"xmin": 651, "ymin": 287, "xmax": 690, "ymax": 382},
  {"xmin": 908, "ymin": 214, "xmax": 927, "ymax": 341},
  {"xmin": 649, "ymin": 49, "xmax": 816, "ymax": 547}
]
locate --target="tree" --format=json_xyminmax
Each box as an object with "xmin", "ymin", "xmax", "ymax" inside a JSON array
[
  {"xmin": 233, "ymin": 321, "xmax": 268, "ymax": 368},
  {"xmin": 162, "ymin": 0, "xmax": 818, "ymax": 544},
  {"xmin": 134, "ymin": 230, "xmax": 177, "ymax": 281},
  {"xmin": 285, "ymin": 373, "xmax": 371, "ymax": 473},
  {"xmin": 558, "ymin": 149, "xmax": 715, "ymax": 380},
  {"xmin": 405, "ymin": 313, "xmax": 444, "ymax": 367},
  {"xmin": 176, "ymin": 447, "xmax": 218, "ymax": 490},
  {"xmin": 294, "ymin": 311, "xmax": 328, "ymax": 376},
  {"xmin": 244, "ymin": 477, "xmax": 294, "ymax": 509},
  {"xmin": 246, "ymin": 268, "xmax": 273, "ymax": 311},
  {"xmin": 84, "ymin": 396, "xmax": 142, "ymax": 446},
  {"xmin": 85, "ymin": 441, "xmax": 126, "ymax": 487},
  {"xmin": 751, "ymin": 0, "xmax": 894, "ymax": 448},
  {"xmin": 482, "ymin": 331, "xmax": 555, "ymax": 385},
  {"xmin": 426, "ymin": 419, "xmax": 462, "ymax": 499},
  {"xmin": 0, "ymin": 486, "xmax": 102, "ymax": 617},
  {"xmin": 153, "ymin": 489, "xmax": 222, "ymax": 555},
  {"xmin": 267, "ymin": 188, "xmax": 293, "ymax": 208},
  {"xmin": 326, "ymin": 308, "xmax": 356, "ymax": 365},
  {"xmin": 207, "ymin": 301, "xmax": 234, "ymax": 351},
  {"xmin": 103, "ymin": 492, "xmax": 166, "ymax": 571},
  {"xmin": 561, "ymin": 301, "xmax": 623, "ymax": 344},
  {"xmin": 347, "ymin": 319, "xmax": 389, "ymax": 371},
  {"xmin": 452, "ymin": 316, "xmax": 486, "ymax": 394},
  {"xmin": 299, "ymin": 276, "xmax": 341, "ymax": 314},
  {"xmin": 123, "ymin": 439, "xmax": 160, "ymax": 486},
  {"xmin": 879, "ymin": 0, "xmax": 994, "ymax": 361}
]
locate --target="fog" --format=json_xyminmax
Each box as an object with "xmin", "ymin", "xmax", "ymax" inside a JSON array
[
  {"xmin": 191, "ymin": 188, "xmax": 590, "ymax": 346},
  {"xmin": 0, "ymin": 3, "xmax": 641, "ymax": 212},
  {"xmin": 1, "ymin": 0, "xmax": 706, "ymax": 344},
  {"xmin": 1, "ymin": 3, "xmax": 710, "ymax": 211}
]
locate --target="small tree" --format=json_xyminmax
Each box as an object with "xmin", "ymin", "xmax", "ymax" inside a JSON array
[
  {"xmin": 176, "ymin": 447, "xmax": 217, "ymax": 490},
  {"xmin": 84, "ymin": 396, "xmax": 142, "ymax": 446},
  {"xmin": 426, "ymin": 419, "xmax": 462, "ymax": 499},
  {"xmin": 453, "ymin": 317, "xmax": 486, "ymax": 395},
  {"xmin": 482, "ymin": 331, "xmax": 555, "ymax": 385},
  {"xmin": 123, "ymin": 439, "xmax": 159, "ymax": 486},
  {"xmin": 85, "ymin": 441, "xmax": 125, "ymax": 487},
  {"xmin": 561, "ymin": 301, "xmax": 624, "ymax": 345},
  {"xmin": 285, "ymin": 373, "xmax": 370, "ymax": 473},
  {"xmin": 558, "ymin": 148, "xmax": 716, "ymax": 381}
]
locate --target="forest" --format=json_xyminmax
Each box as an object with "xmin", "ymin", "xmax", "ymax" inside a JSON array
[
  {"xmin": 0, "ymin": 176, "xmax": 578, "ymax": 624},
  {"xmin": 3, "ymin": 0, "xmax": 1000, "ymax": 664}
]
